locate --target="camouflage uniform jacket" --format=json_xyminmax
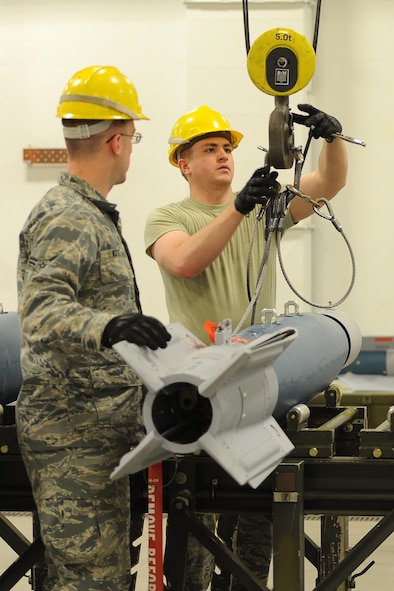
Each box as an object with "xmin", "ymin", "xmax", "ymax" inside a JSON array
[{"xmin": 16, "ymin": 172, "xmax": 144, "ymax": 447}]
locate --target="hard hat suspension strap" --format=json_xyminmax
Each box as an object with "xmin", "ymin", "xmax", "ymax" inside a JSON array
[
  {"xmin": 59, "ymin": 93, "xmax": 140, "ymax": 120},
  {"xmin": 62, "ymin": 120, "xmax": 112, "ymax": 139}
]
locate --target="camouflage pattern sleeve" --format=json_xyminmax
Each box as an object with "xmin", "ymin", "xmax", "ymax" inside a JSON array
[
  {"xmin": 18, "ymin": 176, "xmax": 137, "ymax": 355},
  {"xmin": 16, "ymin": 173, "xmax": 144, "ymax": 439}
]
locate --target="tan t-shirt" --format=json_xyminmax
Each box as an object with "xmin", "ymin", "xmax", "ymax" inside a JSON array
[{"xmin": 145, "ymin": 194, "xmax": 293, "ymax": 344}]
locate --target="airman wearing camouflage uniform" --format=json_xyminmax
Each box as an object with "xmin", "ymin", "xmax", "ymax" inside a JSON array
[{"xmin": 16, "ymin": 65, "xmax": 170, "ymax": 591}]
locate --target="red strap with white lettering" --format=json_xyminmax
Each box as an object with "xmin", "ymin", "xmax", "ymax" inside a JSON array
[{"xmin": 147, "ymin": 462, "xmax": 164, "ymax": 591}]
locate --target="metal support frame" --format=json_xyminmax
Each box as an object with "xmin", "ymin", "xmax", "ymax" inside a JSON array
[
  {"xmin": 156, "ymin": 455, "xmax": 394, "ymax": 591},
  {"xmin": 0, "ymin": 512, "xmax": 44, "ymax": 590},
  {"xmin": 272, "ymin": 460, "xmax": 305, "ymax": 590},
  {"xmin": 3, "ymin": 399, "xmax": 394, "ymax": 590},
  {"xmin": 0, "ymin": 513, "xmax": 31, "ymax": 556},
  {"xmin": 2, "ymin": 456, "xmax": 394, "ymax": 591},
  {"xmin": 314, "ymin": 510, "xmax": 394, "ymax": 591},
  {"xmin": 166, "ymin": 498, "xmax": 268, "ymax": 591}
]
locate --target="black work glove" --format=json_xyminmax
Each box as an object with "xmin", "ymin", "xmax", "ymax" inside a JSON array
[
  {"xmin": 235, "ymin": 166, "xmax": 280, "ymax": 215},
  {"xmin": 292, "ymin": 104, "xmax": 342, "ymax": 142},
  {"xmin": 102, "ymin": 313, "xmax": 171, "ymax": 350}
]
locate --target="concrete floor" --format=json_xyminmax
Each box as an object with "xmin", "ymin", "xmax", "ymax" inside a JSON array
[{"xmin": 1, "ymin": 513, "xmax": 393, "ymax": 590}]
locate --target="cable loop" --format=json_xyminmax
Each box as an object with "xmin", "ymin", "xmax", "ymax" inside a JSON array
[
  {"xmin": 313, "ymin": 197, "xmax": 334, "ymax": 219},
  {"xmin": 313, "ymin": 198, "xmax": 344, "ymax": 232},
  {"xmin": 277, "ymin": 194, "xmax": 356, "ymax": 309}
]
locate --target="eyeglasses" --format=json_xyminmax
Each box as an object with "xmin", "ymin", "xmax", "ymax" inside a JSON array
[{"xmin": 106, "ymin": 132, "xmax": 142, "ymax": 144}]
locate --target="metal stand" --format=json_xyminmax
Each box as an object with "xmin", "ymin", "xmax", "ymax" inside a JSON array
[
  {"xmin": 0, "ymin": 513, "xmax": 44, "ymax": 591},
  {"xmin": 3, "ymin": 399, "xmax": 394, "ymax": 590}
]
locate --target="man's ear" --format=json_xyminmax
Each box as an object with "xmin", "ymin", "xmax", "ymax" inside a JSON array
[
  {"xmin": 107, "ymin": 134, "xmax": 121, "ymax": 156},
  {"xmin": 178, "ymin": 158, "xmax": 190, "ymax": 175}
]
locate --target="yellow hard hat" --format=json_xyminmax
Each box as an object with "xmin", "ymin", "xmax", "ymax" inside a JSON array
[
  {"xmin": 57, "ymin": 65, "xmax": 149, "ymax": 122},
  {"xmin": 168, "ymin": 105, "xmax": 243, "ymax": 167}
]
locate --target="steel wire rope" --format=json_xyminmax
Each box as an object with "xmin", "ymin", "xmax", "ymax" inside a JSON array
[
  {"xmin": 232, "ymin": 214, "xmax": 275, "ymax": 335},
  {"xmin": 276, "ymin": 195, "xmax": 356, "ymax": 309},
  {"xmin": 242, "ymin": 0, "xmax": 251, "ymax": 54}
]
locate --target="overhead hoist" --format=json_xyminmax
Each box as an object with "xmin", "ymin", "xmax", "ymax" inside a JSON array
[{"xmin": 235, "ymin": 0, "xmax": 366, "ymax": 332}]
